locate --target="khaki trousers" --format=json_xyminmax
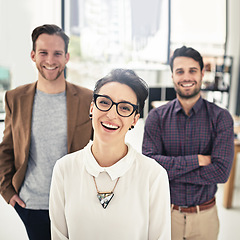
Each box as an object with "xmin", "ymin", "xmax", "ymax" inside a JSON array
[{"xmin": 171, "ymin": 205, "xmax": 219, "ymax": 240}]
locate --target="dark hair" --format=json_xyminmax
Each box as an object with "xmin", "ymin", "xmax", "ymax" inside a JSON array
[
  {"xmin": 169, "ymin": 46, "xmax": 204, "ymax": 72},
  {"xmin": 31, "ymin": 24, "xmax": 69, "ymax": 53},
  {"xmin": 93, "ymin": 69, "xmax": 149, "ymax": 114}
]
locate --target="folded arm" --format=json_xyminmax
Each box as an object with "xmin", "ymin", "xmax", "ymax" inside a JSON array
[{"xmin": 142, "ymin": 109, "xmax": 234, "ymax": 185}]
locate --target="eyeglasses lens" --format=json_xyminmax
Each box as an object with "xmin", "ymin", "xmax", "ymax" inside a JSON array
[
  {"xmin": 96, "ymin": 96, "xmax": 112, "ymax": 111},
  {"xmin": 96, "ymin": 96, "xmax": 134, "ymax": 117},
  {"xmin": 117, "ymin": 103, "xmax": 134, "ymax": 117}
]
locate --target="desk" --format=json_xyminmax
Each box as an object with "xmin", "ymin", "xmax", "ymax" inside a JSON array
[{"xmin": 223, "ymin": 116, "xmax": 240, "ymax": 208}]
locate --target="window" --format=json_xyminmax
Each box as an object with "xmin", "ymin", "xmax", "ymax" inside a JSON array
[
  {"xmin": 64, "ymin": 0, "xmax": 170, "ymax": 89},
  {"xmin": 63, "ymin": 0, "xmax": 227, "ymax": 91},
  {"xmin": 170, "ymin": 0, "xmax": 227, "ymax": 56}
]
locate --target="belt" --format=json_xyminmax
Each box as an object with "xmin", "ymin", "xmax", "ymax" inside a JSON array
[{"xmin": 172, "ymin": 197, "xmax": 216, "ymax": 213}]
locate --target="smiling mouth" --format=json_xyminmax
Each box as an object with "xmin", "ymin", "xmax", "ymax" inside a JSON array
[
  {"xmin": 101, "ymin": 122, "xmax": 119, "ymax": 130},
  {"xmin": 180, "ymin": 82, "xmax": 195, "ymax": 87},
  {"xmin": 44, "ymin": 66, "xmax": 57, "ymax": 70}
]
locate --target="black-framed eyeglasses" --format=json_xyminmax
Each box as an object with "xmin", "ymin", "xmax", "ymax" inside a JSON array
[{"xmin": 93, "ymin": 94, "xmax": 138, "ymax": 117}]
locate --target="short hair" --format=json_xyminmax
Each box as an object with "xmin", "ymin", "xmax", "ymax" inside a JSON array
[
  {"xmin": 93, "ymin": 69, "xmax": 149, "ymax": 114},
  {"xmin": 169, "ymin": 46, "xmax": 204, "ymax": 72},
  {"xmin": 31, "ymin": 24, "xmax": 69, "ymax": 53}
]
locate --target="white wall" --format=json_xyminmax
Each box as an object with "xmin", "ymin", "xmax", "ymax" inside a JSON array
[
  {"xmin": 171, "ymin": 0, "xmax": 226, "ymax": 56},
  {"xmin": 226, "ymin": 0, "xmax": 240, "ymax": 114},
  {"xmin": 0, "ymin": 0, "xmax": 61, "ymax": 89}
]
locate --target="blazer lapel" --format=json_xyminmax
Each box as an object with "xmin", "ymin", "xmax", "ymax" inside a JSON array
[
  {"xmin": 66, "ymin": 82, "xmax": 79, "ymax": 152},
  {"xmin": 19, "ymin": 82, "xmax": 80, "ymax": 153},
  {"xmin": 19, "ymin": 83, "xmax": 36, "ymax": 149}
]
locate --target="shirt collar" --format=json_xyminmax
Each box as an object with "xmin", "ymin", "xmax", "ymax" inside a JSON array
[
  {"xmin": 192, "ymin": 96, "xmax": 204, "ymax": 114},
  {"xmin": 174, "ymin": 98, "xmax": 182, "ymax": 114},
  {"xmin": 174, "ymin": 96, "xmax": 204, "ymax": 115},
  {"xmin": 84, "ymin": 141, "xmax": 136, "ymax": 180}
]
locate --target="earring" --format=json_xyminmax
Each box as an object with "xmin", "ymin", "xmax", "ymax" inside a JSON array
[
  {"xmin": 128, "ymin": 126, "xmax": 134, "ymax": 130},
  {"xmin": 89, "ymin": 114, "xmax": 92, "ymax": 119}
]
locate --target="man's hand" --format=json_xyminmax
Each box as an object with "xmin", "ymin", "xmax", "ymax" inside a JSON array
[
  {"xmin": 9, "ymin": 194, "xmax": 26, "ymax": 208},
  {"xmin": 198, "ymin": 155, "xmax": 211, "ymax": 166}
]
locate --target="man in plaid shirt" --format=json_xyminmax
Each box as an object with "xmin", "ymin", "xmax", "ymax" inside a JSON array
[{"xmin": 142, "ymin": 46, "xmax": 234, "ymax": 240}]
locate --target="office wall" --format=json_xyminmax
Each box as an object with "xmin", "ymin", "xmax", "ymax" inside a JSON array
[
  {"xmin": 226, "ymin": 0, "xmax": 240, "ymax": 114},
  {"xmin": 0, "ymin": 0, "xmax": 239, "ymax": 114},
  {"xmin": 0, "ymin": 0, "xmax": 61, "ymax": 89}
]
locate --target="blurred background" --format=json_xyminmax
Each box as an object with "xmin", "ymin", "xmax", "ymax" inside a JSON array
[
  {"xmin": 0, "ymin": 0, "xmax": 240, "ymax": 116},
  {"xmin": 0, "ymin": 0, "xmax": 240, "ymax": 239}
]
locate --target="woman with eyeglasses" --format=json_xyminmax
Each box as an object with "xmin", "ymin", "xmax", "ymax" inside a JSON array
[{"xmin": 49, "ymin": 69, "xmax": 171, "ymax": 240}]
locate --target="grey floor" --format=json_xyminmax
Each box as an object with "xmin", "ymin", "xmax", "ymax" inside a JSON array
[{"xmin": 0, "ymin": 119, "xmax": 240, "ymax": 240}]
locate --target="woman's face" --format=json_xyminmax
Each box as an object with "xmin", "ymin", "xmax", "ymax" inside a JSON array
[{"xmin": 90, "ymin": 82, "xmax": 140, "ymax": 146}]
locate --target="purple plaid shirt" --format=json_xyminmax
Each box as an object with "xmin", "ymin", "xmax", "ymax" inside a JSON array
[{"xmin": 142, "ymin": 97, "xmax": 234, "ymax": 206}]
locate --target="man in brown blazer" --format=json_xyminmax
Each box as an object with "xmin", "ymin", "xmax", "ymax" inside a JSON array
[{"xmin": 0, "ymin": 24, "xmax": 92, "ymax": 240}]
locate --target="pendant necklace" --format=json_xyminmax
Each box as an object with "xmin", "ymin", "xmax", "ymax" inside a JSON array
[{"xmin": 93, "ymin": 176, "xmax": 120, "ymax": 209}]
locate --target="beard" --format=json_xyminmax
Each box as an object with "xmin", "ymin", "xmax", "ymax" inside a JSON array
[
  {"xmin": 176, "ymin": 87, "xmax": 201, "ymax": 99},
  {"xmin": 37, "ymin": 65, "xmax": 65, "ymax": 81},
  {"xmin": 174, "ymin": 81, "xmax": 201, "ymax": 99}
]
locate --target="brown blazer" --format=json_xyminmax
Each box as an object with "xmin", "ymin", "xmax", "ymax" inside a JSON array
[{"xmin": 0, "ymin": 81, "xmax": 93, "ymax": 203}]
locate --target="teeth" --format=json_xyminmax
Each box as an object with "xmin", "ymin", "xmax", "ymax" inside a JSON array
[
  {"xmin": 181, "ymin": 83, "xmax": 194, "ymax": 87},
  {"xmin": 102, "ymin": 123, "xmax": 118, "ymax": 129},
  {"xmin": 45, "ymin": 66, "xmax": 56, "ymax": 70}
]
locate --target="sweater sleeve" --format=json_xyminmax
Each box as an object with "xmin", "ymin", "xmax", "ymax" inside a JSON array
[
  {"xmin": 49, "ymin": 161, "xmax": 69, "ymax": 240},
  {"xmin": 148, "ymin": 167, "xmax": 171, "ymax": 240}
]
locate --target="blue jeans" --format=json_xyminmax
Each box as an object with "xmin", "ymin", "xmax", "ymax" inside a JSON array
[{"xmin": 14, "ymin": 203, "xmax": 51, "ymax": 240}]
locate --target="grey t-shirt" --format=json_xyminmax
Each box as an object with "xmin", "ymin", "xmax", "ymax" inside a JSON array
[{"xmin": 19, "ymin": 89, "xmax": 67, "ymax": 209}]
